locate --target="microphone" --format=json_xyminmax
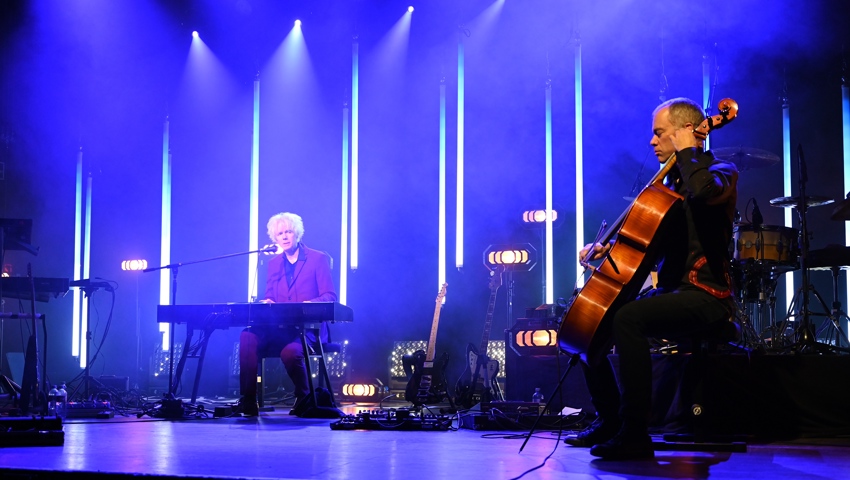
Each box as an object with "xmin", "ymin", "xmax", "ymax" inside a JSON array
[
  {"xmin": 261, "ymin": 244, "xmax": 280, "ymax": 255},
  {"xmin": 752, "ymin": 198, "xmax": 764, "ymax": 227}
]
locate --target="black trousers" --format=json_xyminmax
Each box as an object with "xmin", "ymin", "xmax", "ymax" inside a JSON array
[{"xmin": 582, "ymin": 288, "xmax": 733, "ymax": 430}]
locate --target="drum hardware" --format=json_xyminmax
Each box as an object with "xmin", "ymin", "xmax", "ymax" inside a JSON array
[
  {"xmin": 829, "ymin": 192, "xmax": 850, "ymax": 221},
  {"xmin": 769, "ymin": 145, "xmax": 841, "ymax": 353},
  {"xmin": 806, "ymin": 246, "xmax": 850, "ymax": 350},
  {"xmin": 731, "ymin": 261, "xmax": 782, "ymax": 348},
  {"xmin": 713, "ymin": 147, "xmax": 780, "ymax": 171},
  {"xmin": 731, "ymin": 197, "xmax": 799, "ymax": 349}
]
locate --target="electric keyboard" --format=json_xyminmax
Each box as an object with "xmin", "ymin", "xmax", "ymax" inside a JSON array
[
  {"xmin": 156, "ymin": 302, "xmax": 353, "ymax": 329},
  {"xmin": 0, "ymin": 277, "xmax": 69, "ymax": 302}
]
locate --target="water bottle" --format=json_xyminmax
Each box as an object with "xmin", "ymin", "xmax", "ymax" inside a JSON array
[
  {"xmin": 47, "ymin": 385, "xmax": 59, "ymax": 416},
  {"xmin": 57, "ymin": 383, "xmax": 68, "ymax": 420},
  {"xmin": 531, "ymin": 387, "xmax": 543, "ymax": 403}
]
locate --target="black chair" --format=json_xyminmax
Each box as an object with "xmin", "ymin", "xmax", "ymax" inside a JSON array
[{"xmin": 257, "ymin": 336, "xmax": 343, "ymax": 418}]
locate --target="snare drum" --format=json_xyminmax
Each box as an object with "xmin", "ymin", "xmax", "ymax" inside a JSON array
[{"xmin": 733, "ymin": 224, "xmax": 798, "ymax": 266}]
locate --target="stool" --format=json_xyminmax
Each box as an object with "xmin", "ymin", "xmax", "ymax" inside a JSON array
[
  {"xmin": 654, "ymin": 319, "xmax": 748, "ymax": 453},
  {"xmin": 257, "ymin": 341, "xmax": 342, "ymax": 411}
]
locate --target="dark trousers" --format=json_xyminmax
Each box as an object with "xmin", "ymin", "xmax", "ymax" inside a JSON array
[
  {"xmin": 582, "ymin": 289, "xmax": 733, "ymax": 430},
  {"xmin": 239, "ymin": 326, "xmax": 318, "ymax": 400}
]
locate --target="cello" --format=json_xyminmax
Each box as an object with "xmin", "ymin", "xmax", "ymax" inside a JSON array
[{"xmin": 558, "ymin": 98, "xmax": 739, "ymax": 359}]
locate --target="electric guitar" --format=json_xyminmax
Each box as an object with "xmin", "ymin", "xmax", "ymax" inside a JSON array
[
  {"xmin": 403, "ymin": 283, "xmax": 452, "ymax": 407},
  {"xmin": 454, "ymin": 268, "xmax": 504, "ymax": 409}
]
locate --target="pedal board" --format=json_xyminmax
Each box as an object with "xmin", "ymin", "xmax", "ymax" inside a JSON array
[
  {"xmin": 330, "ymin": 408, "xmax": 452, "ymax": 431},
  {"xmin": 480, "ymin": 401, "xmax": 545, "ymax": 415},
  {"xmin": 66, "ymin": 401, "xmax": 113, "ymax": 418}
]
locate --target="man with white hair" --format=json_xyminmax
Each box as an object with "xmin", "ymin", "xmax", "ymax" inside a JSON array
[{"xmin": 238, "ymin": 212, "xmax": 337, "ymax": 416}]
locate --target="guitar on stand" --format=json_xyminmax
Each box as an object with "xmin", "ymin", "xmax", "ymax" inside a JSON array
[
  {"xmin": 403, "ymin": 283, "xmax": 453, "ymax": 408},
  {"xmin": 454, "ymin": 268, "xmax": 505, "ymax": 409}
]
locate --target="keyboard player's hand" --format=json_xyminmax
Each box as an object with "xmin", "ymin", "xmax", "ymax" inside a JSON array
[{"xmin": 259, "ymin": 298, "xmax": 274, "ymax": 304}]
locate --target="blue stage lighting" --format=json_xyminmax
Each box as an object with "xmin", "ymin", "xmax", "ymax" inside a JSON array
[
  {"xmin": 294, "ymin": 19, "xmax": 302, "ymax": 27},
  {"xmin": 192, "ymin": 31, "xmax": 199, "ymax": 38},
  {"xmin": 408, "ymin": 6, "xmax": 414, "ymax": 13}
]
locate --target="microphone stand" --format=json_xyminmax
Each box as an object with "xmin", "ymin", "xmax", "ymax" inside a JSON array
[{"xmin": 143, "ymin": 246, "xmax": 274, "ymax": 401}]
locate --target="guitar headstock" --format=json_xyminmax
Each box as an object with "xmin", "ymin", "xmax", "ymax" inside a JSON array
[
  {"xmin": 436, "ymin": 282, "xmax": 448, "ymax": 304},
  {"xmin": 488, "ymin": 266, "xmax": 504, "ymax": 292}
]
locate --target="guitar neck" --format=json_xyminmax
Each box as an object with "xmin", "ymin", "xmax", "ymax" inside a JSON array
[
  {"xmin": 425, "ymin": 283, "xmax": 448, "ymax": 362},
  {"xmin": 478, "ymin": 289, "xmax": 498, "ymax": 355}
]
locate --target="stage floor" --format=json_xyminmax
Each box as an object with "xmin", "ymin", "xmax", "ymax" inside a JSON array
[{"xmin": 1, "ymin": 398, "xmax": 849, "ymax": 480}]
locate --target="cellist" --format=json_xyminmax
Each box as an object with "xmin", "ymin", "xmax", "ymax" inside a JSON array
[{"xmin": 565, "ymin": 97, "xmax": 739, "ymax": 460}]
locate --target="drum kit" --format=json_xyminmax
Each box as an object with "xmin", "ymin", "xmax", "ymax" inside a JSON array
[{"xmin": 723, "ymin": 147, "xmax": 850, "ymax": 352}]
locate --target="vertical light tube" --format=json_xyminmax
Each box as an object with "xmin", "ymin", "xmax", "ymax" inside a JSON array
[
  {"xmin": 842, "ymin": 81, "xmax": 850, "ymax": 342},
  {"xmin": 439, "ymin": 80, "xmax": 447, "ymax": 295},
  {"xmin": 71, "ymin": 148, "xmax": 83, "ymax": 358},
  {"xmin": 574, "ymin": 36, "xmax": 585, "ymax": 288},
  {"xmin": 456, "ymin": 40, "xmax": 465, "ymax": 269},
  {"xmin": 248, "ymin": 76, "xmax": 260, "ymax": 302},
  {"xmin": 702, "ymin": 52, "xmax": 711, "ymax": 151},
  {"xmin": 160, "ymin": 117, "xmax": 172, "ymax": 350},
  {"xmin": 340, "ymin": 102, "xmax": 350, "ymax": 304},
  {"xmin": 351, "ymin": 39, "xmax": 360, "ymax": 270},
  {"xmin": 544, "ymin": 79, "xmax": 554, "ymax": 304},
  {"xmin": 80, "ymin": 172, "xmax": 92, "ymax": 369},
  {"xmin": 782, "ymin": 98, "xmax": 794, "ymax": 315}
]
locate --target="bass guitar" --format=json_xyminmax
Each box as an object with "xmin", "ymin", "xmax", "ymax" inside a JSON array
[
  {"xmin": 403, "ymin": 283, "xmax": 453, "ymax": 407},
  {"xmin": 559, "ymin": 99, "xmax": 739, "ymax": 359},
  {"xmin": 454, "ymin": 267, "xmax": 505, "ymax": 408}
]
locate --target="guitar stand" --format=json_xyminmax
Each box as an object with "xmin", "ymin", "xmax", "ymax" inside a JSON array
[{"xmin": 519, "ymin": 352, "xmax": 580, "ymax": 452}]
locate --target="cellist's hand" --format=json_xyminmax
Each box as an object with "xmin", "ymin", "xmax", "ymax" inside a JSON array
[
  {"xmin": 670, "ymin": 124, "xmax": 700, "ymax": 151},
  {"xmin": 579, "ymin": 242, "xmax": 611, "ymax": 263}
]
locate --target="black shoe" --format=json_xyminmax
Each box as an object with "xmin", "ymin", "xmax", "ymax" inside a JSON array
[
  {"xmin": 289, "ymin": 395, "xmax": 307, "ymax": 415},
  {"xmin": 564, "ymin": 418, "xmax": 621, "ymax": 448},
  {"xmin": 589, "ymin": 429, "xmax": 654, "ymax": 460},
  {"xmin": 237, "ymin": 396, "xmax": 259, "ymax": 417}
]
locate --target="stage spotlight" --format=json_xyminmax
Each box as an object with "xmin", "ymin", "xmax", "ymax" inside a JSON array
[
  {"xmin": 294, "ymin": 19, "xmax": 302, "ymax": 27},
  {"xmin": 508, "ymin": 321, "xmax": 559, "ymax": 356},
  {"xmin": 408, "ymin": 6, "xmax": 414, "ymax": 13},
  {"xmin": 484, "ymin": 245, "xmax": 536, "ymax": 268},
  {"xmin": 192, "ymin": 31, "xmax": 199, "ymax": 39},
  {"xmin": 121, "ymin": 259, "xmax": 148, "ymax": 271},
  {"xmin": 523, "ymin": 209, "xmax": 558, "ymax": 224}
]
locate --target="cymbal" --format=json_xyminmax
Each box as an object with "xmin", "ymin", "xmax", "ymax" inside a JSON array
[
  {"xmin": 769, "ymin": 195, "xmax": 834, "ymax": 208},
  {"xmin": 713, "ymin": 147, "xmax": 780, "ymax": 170},
  {"xmin": 831, "ymin": 194, "xmax": 850, "ymax": 221}
]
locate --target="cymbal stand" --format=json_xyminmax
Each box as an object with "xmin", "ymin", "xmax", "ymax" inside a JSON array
[
  {"xmin": 783, "ymin": 145, "xmax": 831, "ymax": 353},
  {"xmin": 732, "ymin": 262, "xmax": 765, "ymax": 348},
  {"xmin": 739, "ymin": 264, "xmax": 781, "ymax": 349},
  {"xmin": 816, "ymin": 266, "xmax": 850, "ymax": 350}
]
